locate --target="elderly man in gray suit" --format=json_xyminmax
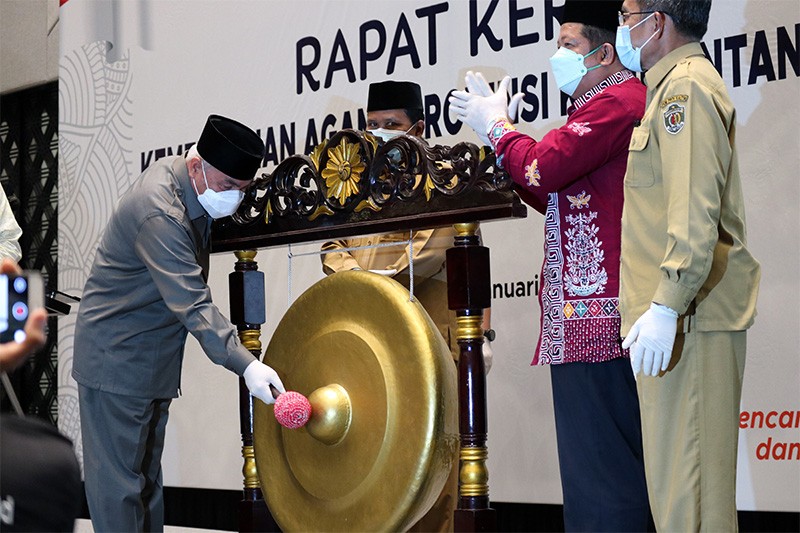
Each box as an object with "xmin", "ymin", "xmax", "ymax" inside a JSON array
[{"xmin": 73, "ymin": 115, "xmax": 285, "ymax": 532}]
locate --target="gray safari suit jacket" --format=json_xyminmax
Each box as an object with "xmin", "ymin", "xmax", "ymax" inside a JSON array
[{"xmin": 73, "ymin": 155, "xmax": 255, "ymax": 398}]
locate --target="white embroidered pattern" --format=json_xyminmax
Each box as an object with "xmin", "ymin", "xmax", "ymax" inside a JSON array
[
  {"xmin": 562, "ymin": 192, "xmax": 607, "ymax": 297},
  {"xmin": 568, "ymin": 122, "xmax": 592, "ymax": 136},
  {"xmin": 538, "ymin": 193, "xmax": 565, "ymax": 365}
]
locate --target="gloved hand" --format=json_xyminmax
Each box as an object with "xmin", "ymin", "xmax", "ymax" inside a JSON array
[
  {"xmin": 622, "ymin": 302, "xmax": 679, "ymax": 377},
  {"xmin": 449, "ymin": 73, "xmax": 514, "ymax": 144},
  {"xmin": 483, "ymin": 340, "xmax": 493, "ymax": 375},
  {"xmin": 368, "ymin": 268, "xmax": 397, "ymax": 276},
  {"xmin": 464, "ymin": 71, "xmax": 524, "ymax": 122},
  {"xmin": 243, "ymin": 360, "xmax": 286, "ymax": 405}
]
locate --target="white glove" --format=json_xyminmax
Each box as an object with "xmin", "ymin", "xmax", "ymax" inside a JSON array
[
  {"xmin": 483, "ymin": 340, "xmax": 493, "ymax": 375},
  {"xmin": 368, "ymin": 268, "xmax": 397, "ymax": 276},
  {"xmin": 450, "ymin": 73, "xmax": 524, "ymax": 145},
  {"xmin": 464, "ymin": 71, "xmax": 524, "ymax": 122},
  {"xmin": 243, "ymin": 360, "xmax": 286, "ymax": 405},
  {"xmin": 465, "ymin": 70, "xmax": 493, "ymax": 97},
  {"xmin": 622, "ymin": 303, "xmax": 679, "ymax": 377},
  {"xmin": 450, "ymin": 73, "xmax": 511, "ymax": 143}
]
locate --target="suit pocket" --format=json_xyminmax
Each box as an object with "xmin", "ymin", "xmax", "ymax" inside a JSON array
[{"xmin": 625, "ymin": 127, "xmax": 656, "ymax": 187}]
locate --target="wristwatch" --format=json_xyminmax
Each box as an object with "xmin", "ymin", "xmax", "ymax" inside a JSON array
[{"xmin": 483, "ymin": 329, "xmax": 496, "ymax": 342}]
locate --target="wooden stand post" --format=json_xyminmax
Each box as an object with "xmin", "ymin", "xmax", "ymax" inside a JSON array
[
  {"xmin": 229, "ymin": 250, "xmax": 278, "ymax": 533},
  {"xmin": 446, "ymin": 223, "xmax": 497, "ymax": 532}
]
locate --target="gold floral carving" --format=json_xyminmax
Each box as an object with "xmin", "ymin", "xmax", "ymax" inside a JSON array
[
  {"xmin": 322, "ymin": 138, "xmax": 365, "ymax": 205},
  {"xmin": 354, "ymin": 198, "xmax": 381, "ymax": 213}
]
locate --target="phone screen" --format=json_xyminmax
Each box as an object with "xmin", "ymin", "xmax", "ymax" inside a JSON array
[{"xmin": 0, "ymin": 272, "xmax": 44, "ymax": 343}]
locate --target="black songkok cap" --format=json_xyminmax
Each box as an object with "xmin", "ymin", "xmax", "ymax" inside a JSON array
[
  {"xmin": 196, "ymin": 114, "xmax": 265, "ymax": 181},
  {"xmin": 367, "ymin": 81, "xmax": 423, "ymax": 112},
  {"xmin": 562, "ymin": 0, "xmax": 621, "ymax": 34}
]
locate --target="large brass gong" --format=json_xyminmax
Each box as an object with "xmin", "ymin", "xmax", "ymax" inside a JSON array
[{"xmin": 253, "ymin": 270, "xmax": 459, "ymax": 532}]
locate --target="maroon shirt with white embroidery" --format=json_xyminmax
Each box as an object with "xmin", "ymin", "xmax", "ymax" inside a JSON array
[{"xmin": 490, "ymin": 71, "xmax": 645, "ymax": 365}]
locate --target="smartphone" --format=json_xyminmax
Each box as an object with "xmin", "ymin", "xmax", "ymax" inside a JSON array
[{"xmin": 0, "ymin": 272, "xmax": 44, "ymax": 343}]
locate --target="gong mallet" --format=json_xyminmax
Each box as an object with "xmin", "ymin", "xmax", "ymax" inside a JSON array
[{"xmin": 271, "ymin": 386, "xmax": 312, "ymax": 429}]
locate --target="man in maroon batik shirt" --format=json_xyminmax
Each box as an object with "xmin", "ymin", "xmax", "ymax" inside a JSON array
[{"xmin": 449, "ymin": 1, "xmax": 650, "ymax": 530}]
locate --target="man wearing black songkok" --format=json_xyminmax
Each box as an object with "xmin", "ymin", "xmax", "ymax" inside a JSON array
[
  {"xmin": 321, "ymin": 80, "xmax": 495, "ymax": 532},
  {"xmin": 321, "ymin": 81, "xmax": 494, "ymax": 370},
  {"xmin": 450, "ymin": 0, "xmax": 652, "ymax": 530},
  {"xmin": 73, "ymin": 114, "xmax": 286, "ymax": 532}
]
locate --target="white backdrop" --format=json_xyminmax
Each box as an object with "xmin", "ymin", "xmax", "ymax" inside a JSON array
[{"xmin": 58, "ymin": 0, "xmax": 799, "ymax": 512}]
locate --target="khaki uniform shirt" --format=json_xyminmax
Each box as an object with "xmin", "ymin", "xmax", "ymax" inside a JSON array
[
  {"xmin": 321, "ymin": 227, "xmax": 459, "ymax": 358},
  {"xmin": 620, "ymin": 43, "xmax": 760, "ymax": 334}
]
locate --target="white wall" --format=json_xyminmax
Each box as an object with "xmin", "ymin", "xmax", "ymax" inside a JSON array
[{"xmin": 0, "ymin": 0, "xmax": 59, "ymax": 94}]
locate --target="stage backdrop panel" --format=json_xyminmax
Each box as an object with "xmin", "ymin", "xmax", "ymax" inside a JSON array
[{"xmin": 58, "ymin": 0, "xmax": 799, "ymax": 511}]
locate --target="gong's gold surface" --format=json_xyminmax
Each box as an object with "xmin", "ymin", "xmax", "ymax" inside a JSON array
[
  {"xmin": 254, "ymin": 270, "xmax": 459, "ymax": 532},
  {"xmin": 305, "ymin": 384, "xmax": 352, "ymax": 445}
]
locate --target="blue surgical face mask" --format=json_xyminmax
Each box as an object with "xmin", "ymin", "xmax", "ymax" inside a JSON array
[
  {"xmin": 616, "ymin": 13, "xmax": 657, "ymax": 72},
  {"xmin": 193, "ymin": 162, "xmax": 245, "ymax": 219},
  {"xmin": 549, "ymin": 45, "xmax": 603, "ymax": 96}
]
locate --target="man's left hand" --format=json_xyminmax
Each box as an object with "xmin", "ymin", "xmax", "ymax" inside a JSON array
[
  {"xmin": 464, "ymin": 71, "xmax": 524, "ymax": 121},
  {"xmin": 450, "ymin": 73, "xmax": 514, "ymax": 143},
  {"xmin": 450, "ymin": 73, "xmax": 524, "ymax": 145}
]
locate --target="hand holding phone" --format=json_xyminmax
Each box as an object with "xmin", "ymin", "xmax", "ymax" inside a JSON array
[
  {"xmin": 0, "ymin": 260, "xmax": 46, "ymax": 372},
  {"xmin": 0, "ymin": 271, "xmax": 43, "ymax": 343}
]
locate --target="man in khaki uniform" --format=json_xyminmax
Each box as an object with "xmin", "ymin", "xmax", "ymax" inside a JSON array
[
  {"xmin": 322, "ymin": 81, "xmax": 491, "ymax": 532},
  {"xmin": 617, "ymin": 1, "xmax": 760, "ymax": 531},
  {"xmin": 322, "ymin": 227, "xmax": 458, "ymax": 358},
  {"xmin": 322, "ymin": 81, "xmax": 494, "ymax": 364}
]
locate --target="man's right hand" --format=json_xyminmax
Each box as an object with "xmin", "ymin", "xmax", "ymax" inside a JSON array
[
  {"xmin": 450, "ymin": 74, "xmax": 513, "ymax": 144},
  {"xmin": 464, "ymin": 71, "xmax": 524, "ymax": 121},
  {"xmin": 243, "ymin": 360, "xmax": 285, "ymax": 405},
  {"xmin": 622, "ymin": 303, "xmax": 678, "ymax": 377}
]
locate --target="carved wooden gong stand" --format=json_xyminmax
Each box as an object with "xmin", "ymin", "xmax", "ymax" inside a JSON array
[{"xmin": 211, "ymin": 129, "xmax": 526, "ymax": 532}]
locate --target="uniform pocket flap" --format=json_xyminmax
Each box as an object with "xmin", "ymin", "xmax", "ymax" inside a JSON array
[{"xmin": 628, "ymin": 127, "xmax": 650, "ymax": 151}]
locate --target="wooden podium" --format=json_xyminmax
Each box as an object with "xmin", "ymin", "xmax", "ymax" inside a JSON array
[{"xmin": 211, "ymin": 130, "xmax": 526, "ymax": 532}]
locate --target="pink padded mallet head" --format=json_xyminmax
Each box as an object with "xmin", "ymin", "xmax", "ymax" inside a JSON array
[{"xmin": 273, "ymin": 391, "xmax": 312, "ymax": 429}]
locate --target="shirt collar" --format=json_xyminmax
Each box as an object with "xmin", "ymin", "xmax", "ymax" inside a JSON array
[
  {"xmin": 644, "ymin": 42, "xmax": 706, "ymax": 91},
  {"xmin": 173, "ymin": 156, "xmax": 207, "ymax": 222},
  {"xmin": 570, "ymin": 69, "xmax": 637, "ymax": 111}
]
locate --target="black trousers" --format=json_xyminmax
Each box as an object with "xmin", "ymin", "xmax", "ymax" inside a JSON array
[{"xmin": 550, "ymin": 357, "xmax": 651, "ymax": 532}]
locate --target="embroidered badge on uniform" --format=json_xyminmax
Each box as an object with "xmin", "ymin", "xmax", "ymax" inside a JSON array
[
  {"xmin": 568, "ymin": 121, "xmax": 592, "ymax": 136},
  {"xmin": 660, "ymin": 94, "xmax": 688, "ymax": 108},
  {"xmin": 663, "ymin": 102, "xmax": 686, "ymax": 134},
  {"xmin": 525, "ymin": 160, "xmax": 541, "ymax": 186}
]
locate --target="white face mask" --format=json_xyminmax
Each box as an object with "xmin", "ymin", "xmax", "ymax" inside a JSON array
[
  {"xmin": 616, "ymin": 13, "xmax": 657, "ymax": 72},
  {"xmin": 549, "ymin": 44, "xmax": 602, "ymax": 96},
  {"xmin": 367, "ymin": 125, "xmax": 414, "ymax": 143},
  {"xmin": 193, "ymin": 161, "xmax": 244, "ymax": 219}
]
